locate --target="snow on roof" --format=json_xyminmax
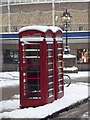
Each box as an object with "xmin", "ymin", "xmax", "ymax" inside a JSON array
[
  {"xmin": 19, "ymin": 25, "xmax": 49, "ymax": 33},
  {"xmin": 49, "ymin": 26, "xmax": 62, "ymax": 33},
  {"xmin": 19, "ymin": 25, "xmax": 62, "ymax": 33}
]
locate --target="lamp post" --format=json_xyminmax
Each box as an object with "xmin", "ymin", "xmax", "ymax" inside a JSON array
[{"xmin": 61, "ymin": 9, "xmax": 72, "ymax": 54}]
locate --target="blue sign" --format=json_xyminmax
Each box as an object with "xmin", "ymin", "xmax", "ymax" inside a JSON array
[{"xmin": 0, "ymin": 31, "xmax": 90, "ymax": 39}]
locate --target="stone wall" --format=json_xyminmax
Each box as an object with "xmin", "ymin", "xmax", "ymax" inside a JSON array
[{"xmin": 0, "ymin": 2, "xmax": 89, "ymax": 32}]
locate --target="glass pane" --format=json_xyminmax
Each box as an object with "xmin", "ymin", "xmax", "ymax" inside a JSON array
[
  {"xmin": 47, "ymin": 43, "xmax": 54, "ymax": 97},
  {"xmin": 58, "ymin": 74, "xmax": 63, "ymax": 79},
  {"xmin": 48, "ymin": 64, "xmax": 53, "ymax": 69},
  {"xmin": 58, "ymin": 43, "xmax": 63, "ymax": 48},
  {"xmin": 58, "ymin": 86, "xmax": 63, "ymax": 92},
  {"xmin": 24, "ymin": 78, "xmax": 40, "ymax": 85},
  {"xmin": 58, "ymin": 61, "xmax": 63, "ymax": 67},
  {"xmin": 25, "ymin": 92, "xmax": 41, "ymax": 98},
  {"xmin": 58, "ymin": 80, "xmax": 63, "ymax": 85},
  {"xmin": 26, "ymin": 72, "xmax": 40, "ymax": 78},
  {"xmin": 58, "ymin": 49, "xmax": 63, "ymax": 55},
  {"xmin": 48, "ymin": 70, "xmax": 53, "ymax": 76},
  {"xmin": 26, "ymin": 51, "xmax": 40, "ymax": 56},
  {"xmin": 27, "ymin": 65, "xmax": 40, "ymax": 71},
  {"xmin": 48, "ymin": 58, "xmax": 53, "ymax": 63},
  {"xmin": 48, "ymin": 83, "xmax": 53, "ymax": 89},
  {"xmin": 48, "ymin": 44, "xmax": 53, "ymax": 49},
  {"xmin": 48, "ymin": 90, "xmax": 53, "ymax": 96},
  {"xmin": 48, "ymin": 77, "xmax": 53, "ymax": 82},
  {"xmin": 25, "ymin": 44, "xmax": 40, "ymax": 49},
  {"xmin": 58, "ymin": 68, "xmax": 63, "ymax": 73},
  {"xmin": 48, "ymin": 51, "xmax": 53, "ymax": 56},
  {"xmin": 58, "ymin": 55, "xmax": 62, "ymax": 60},
  {"xmin": 24, "ymin": 85, "xmax": 40, "ymax": 91},
  {"xmin": 25, "ymin": 58, "xmax": 40, "ymax": 64}
]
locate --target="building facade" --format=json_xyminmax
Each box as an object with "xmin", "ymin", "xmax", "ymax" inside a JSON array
[
  {"xmin": 0, "ymin": 1, "xmax": 90, "ymax": 71},
  {"xmin": 1, "ymin": 31, "xmax": 90, "ymax": 71},
  {"xmin": 0, "ymin": 2, "xmax": 90, "ymax": 32}
]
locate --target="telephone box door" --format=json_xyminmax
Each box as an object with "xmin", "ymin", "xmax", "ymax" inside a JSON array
[{"xmin": 19, "ymin": 42, "xmax": 42, "ymax": 107}]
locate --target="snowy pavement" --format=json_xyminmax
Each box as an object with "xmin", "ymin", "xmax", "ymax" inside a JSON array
[
  {"xmin": 0, "ymin": 71, "xmax": 89, "ymax": 119},
  {"xmin": 0, "ymin": 71, "xmax": 89, "ymax": 88},
  {"xmin": 0, "ymin": 72, "xmax": 19, "ymax": 88}
]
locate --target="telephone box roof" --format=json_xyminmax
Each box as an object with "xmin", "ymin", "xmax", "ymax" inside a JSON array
[
  {"xmin": 19, "ymin": 25, "xmax": 62, "ymax": 34},
  {"xmin": 49, "ymin": 26, "xmax": 62, "ymax": 33}
]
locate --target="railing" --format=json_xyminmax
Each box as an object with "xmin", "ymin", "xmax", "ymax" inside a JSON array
[
  {"xmin": 64, "ymin": 74, "xmax": 71, "ymax": 87},
  {"xmin": 0, "ymin": 23, "xmax": 89, "ymax": 33},
  {"xmin": 0, "ymin": 0, "xmax": 89, "ymax": 6}
]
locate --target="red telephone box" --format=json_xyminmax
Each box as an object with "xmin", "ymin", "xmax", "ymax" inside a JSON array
[
  {"xmin": 53, "ymin": 28, "xmax": 64, "ymax": 100},
  {"xmin": 19, "ymin": 26, "xmax": 64, "ymax": 107}
]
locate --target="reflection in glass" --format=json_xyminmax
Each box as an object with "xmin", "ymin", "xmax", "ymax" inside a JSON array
[{"xmin": 77, "ymin": 49, "xmax": 90, "ymax": 63}]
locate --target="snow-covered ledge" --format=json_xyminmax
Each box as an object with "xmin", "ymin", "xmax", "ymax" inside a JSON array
[
  {"xmin": 64, "ymin": 66, "xmax": 78, "ymax": 72},
  {"xmin": 63, "ymin": 54, "xmax": 78, "ymax": 73},
  {"xmin": 63, "ymin": 54, "xmax": 76, "ymax": 59}
]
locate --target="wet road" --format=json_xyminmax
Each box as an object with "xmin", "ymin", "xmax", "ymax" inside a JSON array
[
  {"xmin": 48, "ymin": 101, "xmax": 90, "ymax": 119},
  {"xmin": 71, "ymin": 76, "xmax": 90, "ymax": 83},
  {"xmin": 1, "ymin": 85, "xmax": 19, "ymax": 101},
  {"xmin": 47, "ymin": 76, "xmax": 90, "ymax": 119}
]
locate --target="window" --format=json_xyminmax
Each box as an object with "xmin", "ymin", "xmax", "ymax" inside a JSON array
[
  {"xmin": 3, "ymin": 26, "xmax": 8, "ymax": 32},
  {"xmin": 3, "ymin": 50, "xmax": 18, "ymax": 64},
  {"xmin": 23, "ymin": 43, "xmax": 41, "ymax": 99},
  {"xmin": 78, "ymin": 24, "xmax": 83, "ymax": 31},
  {"xmin": 47, "ymin": 42, "xmax": 54, "ymax": 97},
  {"xmin": 77, "ymin": 49, "xmax": 90, "ymax": 63},
  {"xmin": 12, "ymin": 26, "xmax": 18, "ymax": 32}
]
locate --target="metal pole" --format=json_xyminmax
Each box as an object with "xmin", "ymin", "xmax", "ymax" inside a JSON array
[
  {"xmin": 66, "ymin": 29, "xmax": 68, "ymax": 48},
  {"xmin": 66, "ymin": 21, "xmax": 68, "ymax": 47},
  {"xmin": 65, "ymin": 21, "xmax": 69, "ymax": 54},
  {"xmin": 52, "ymin": 0, "xmax": 55, "ymax": 26},
  {"xmin": 8, "ymin": 0, "xmax": 11, "ymax": 32}
]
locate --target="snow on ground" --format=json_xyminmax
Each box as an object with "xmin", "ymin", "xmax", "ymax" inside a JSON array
[
  {"xmin": 0, "ymin": 80, "xmax": 19, "ymax": 88},
  {"xmin": 67, "ymin": 71, "xmax": 89, "ymax": 79},
  {"xmin": 81, "ymin": 112, "xmax": 89, "ymax": 118},
  {"xmin": 0, "ymin": 72, "xmax": 19, "ymax": 87},
  {"xmin": 64, "ymin": 66, "xmax": 78, "ymax": 72},
  {"xmin": 0, "ymin": 71, "xmax": 89, "ymax": 119},
  {"xmin": 0, "ymin": 71, "xmax": 89, "ymax": 88},
  {"xmin": 0, "ymin": 83, "xmax": 89, "ymax": 119},
  {"xmin": 63, "ymin": 54, "xmax": 76, "ymax": 58},
  {"xmin": 0, "ymin": 99, "xmax": 19, "ymax": 112},
  {"xmin": 0, "ymin": 72, "xmax": 19, "ymax": 79}
]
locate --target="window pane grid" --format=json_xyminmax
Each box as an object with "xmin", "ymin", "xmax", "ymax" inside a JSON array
[
  {"xmin": 57, "ymin": 42, "xmax": 63, "ymax": 93},
  {"xmin": 22, "ymin": 43, "xmax": 41, "ymax": 99},
  {"xmin": 47, "ymin": 43, "xmax": 54, "ymax": 97}
]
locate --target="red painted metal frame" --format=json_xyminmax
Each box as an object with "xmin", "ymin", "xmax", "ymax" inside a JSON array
[
  {"xmin": 53, "ymin": 30, "xmax": 64, "ymax": 100},
  {"xmin": 19, "ymin": 27, "xmax": 64, "ymax": 108},
  {"xmin": 19, "ymin": 29, "xmax": 55, "ymax": 107}
]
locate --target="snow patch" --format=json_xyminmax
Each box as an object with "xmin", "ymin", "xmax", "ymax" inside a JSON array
[
  {"xmin": 63, "ymin": 54, "xmax": 76, "ymax": 58},
  {"xmin": 0, "ymin": 83, "xmax": 88, "ymax": 119},
  {"xmin": 64, "ymin": 66, "xmax": 78, "ymax": 71}
]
